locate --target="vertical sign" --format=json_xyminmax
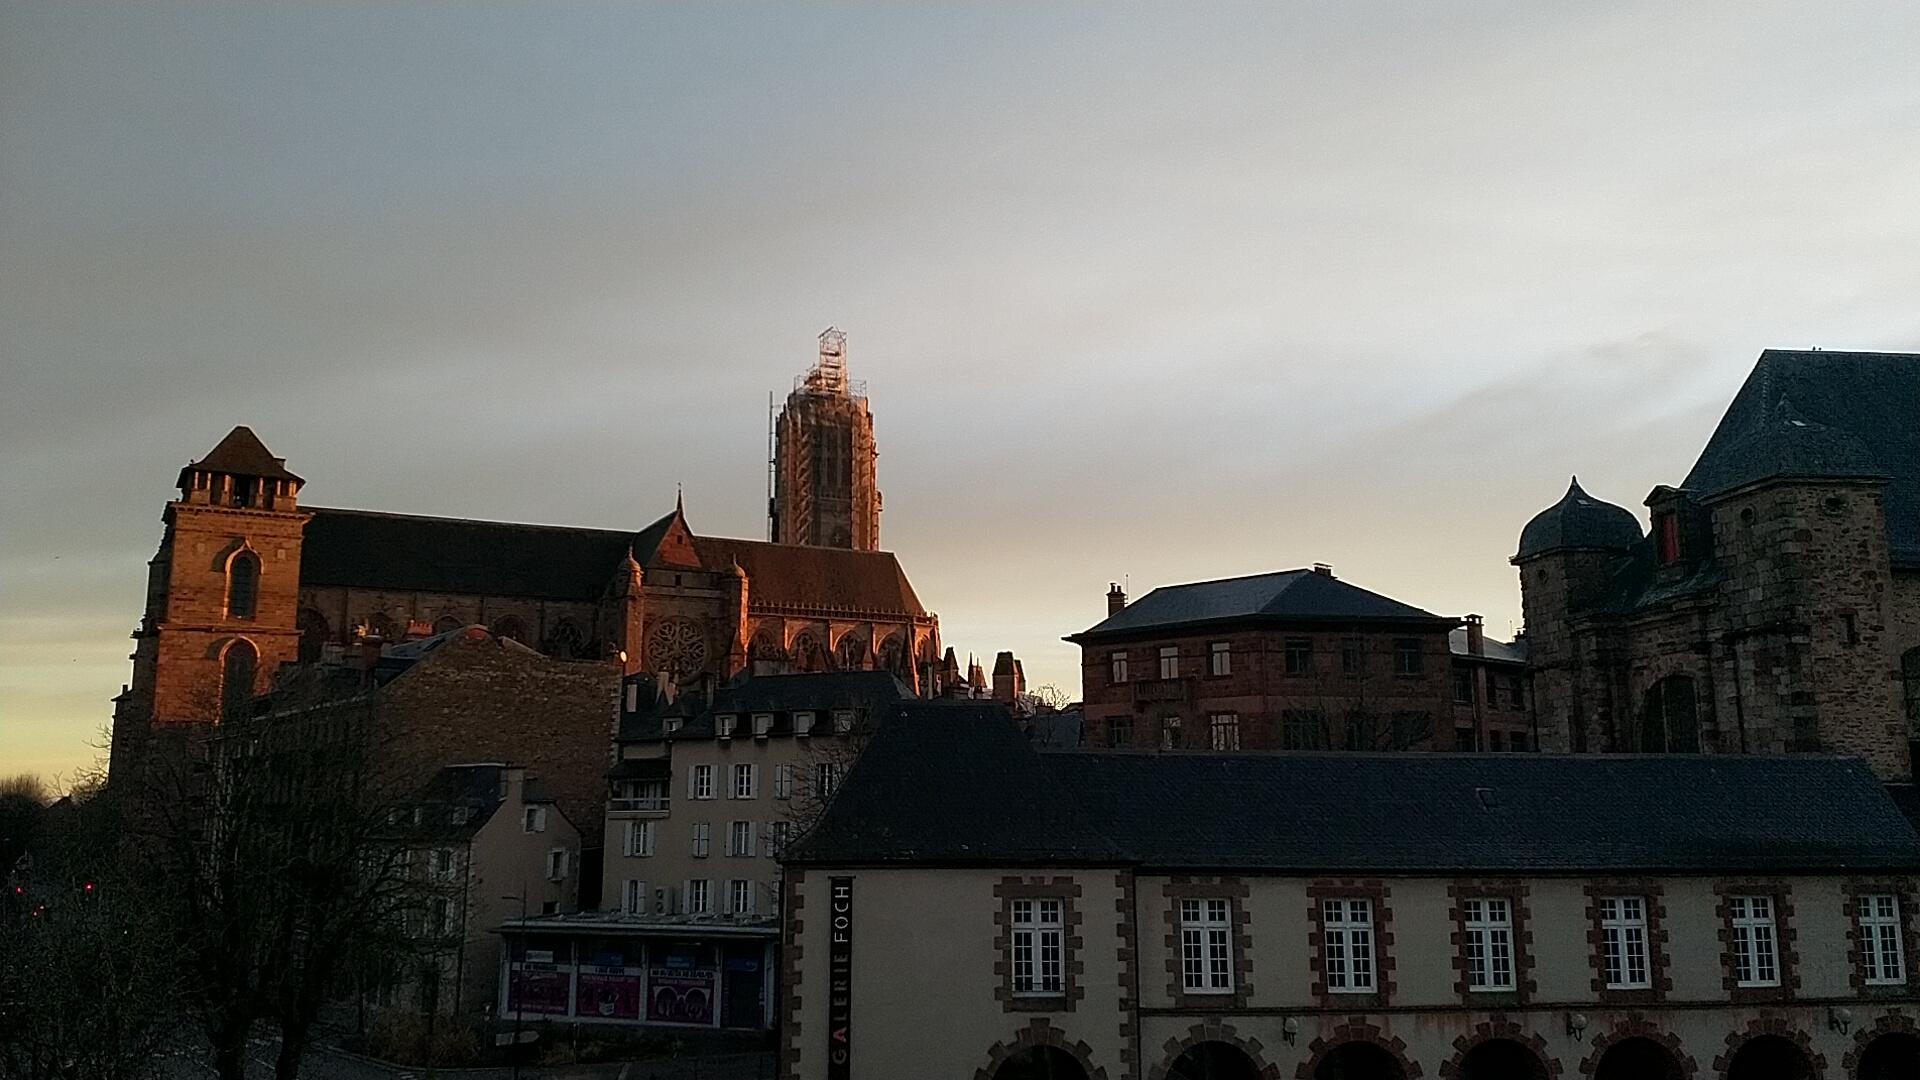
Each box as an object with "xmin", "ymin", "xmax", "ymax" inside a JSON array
[{"xmin": 827, "ymin": 877, "xmax": 854, "ymax": 1080}]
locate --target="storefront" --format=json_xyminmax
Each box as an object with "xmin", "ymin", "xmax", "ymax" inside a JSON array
[{"xmin": 499, "ymin": 914, "xmax": 777, "ymax": 1031}]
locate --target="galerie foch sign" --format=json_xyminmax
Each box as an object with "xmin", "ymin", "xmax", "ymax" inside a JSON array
[{"xmin": 828, "ymin": 877, "xmax": 853, "ymax": 1080}]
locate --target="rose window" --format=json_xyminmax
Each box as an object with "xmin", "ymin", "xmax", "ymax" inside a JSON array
[{"xmin": 646, "ymin": 617, "xmax": 708, "ymax": 677}]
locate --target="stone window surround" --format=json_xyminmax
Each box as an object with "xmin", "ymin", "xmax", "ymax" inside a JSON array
[
  {"xmin": 1713, "ymin": 879, "xmax": 1800, "ymax": 1003},
  {"xmin": 1843, "ymin": 876, "xmax": 1920, "ymax": 995},
  {"xmin": 1446, "ymin": 880, "xmax": 1537, "ymax": 1005},
  {"xmin": 1305, "ymin": 879, "xmax": 1396, "ymax": 1008},
  {"xmin": 1161, "ymin": 876, "xmax": 1254, "ymax": 1010},
  {"xmin": 1582, "ymin": 879, "xmax": 1672, "ymax": 1005},
  {"xmin": 994, "ymin": 876, "xmax": 1086, "ymax": 1013}
]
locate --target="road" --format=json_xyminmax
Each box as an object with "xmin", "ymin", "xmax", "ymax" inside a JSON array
[{"xmin": 156, "ymin": 1041, "xmax": 775, "ymax": 1080}]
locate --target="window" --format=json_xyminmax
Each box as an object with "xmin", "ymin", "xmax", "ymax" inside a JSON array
[
  {"xmin": 522, "ymin": 806, "xmax": 547, "ymax": 833},
  {"xmin": 774, "ymin": 763, "xmax": 793, "ymax": 799},
  {"xmin": 1487, "ymin": 731, "xmax": 1504, "ymax": 752},
  {"xmin": 731, "ymin": 763, "xmax": 757, "ymax": 799},
  {"xmin": 429, "ymin": 847, "xmax": 455, "ymax": 882},
  {"xmin": 1010, "ymin": 898, "xmax": 1064, "ymax": 996},
  {"xmin": 814, "ymin": 762, "xmax": 843, "ymax": 799},
  {"xmin": 1454, "ymin": 729, "xmax": 1477, "ymax": 752},
  {"xmin": 1598, "ymin": 896, "xmax": 1651, "ymax": 990},
  {"xmin": 1322, "ymin": 898, "xmax": 1375, "ymax": 993},
  {"xmin": 1179, "ymin": 898, "xmax": 1234, "ymax": 994},
  {"xmin": 1655, "ymin": 511, "xmax": 1680, "ymax": 565},
  {"xmin": 752, "ymin": 712, "xmax": 773, "ymax": 737},
  {"xmin": 622, "ymin": 820, "xmax": 656, "ymax": 857},
  {"xmin": 1159, "ymin": 715, "xmax": 1181, "ymax": 750},
  {"xmin": 794, "ymin": 710, "xmax": 816, "ymax": 735},
  {"xmin": 540, "ymin": 900, "xmax": 559, "ymax": 916},
  {"xmin": 1641, "ymin": 675, "xmax": 1700, "ymax": 753},
  {"xmin": 832, "ymin": 709, "xmax": 855, "ymax": 734},
  {"xmin": 1506, "ymin": 675, "xmax": 1526, "ymax": 709},
  {"xmin": 545, "ymin": 848, "xmax": 569, "ymax": 882},
  {"xmin": 1342, "ymin": 637, "xmax": 1364, "ymax": 676},
  {"xmin": 1728, "ymin": 895, "xmax": 1780, "ymax": 987},
  {"xmin": 716, "ymin": 713, "xmax": 738, "ymax": 738},
  {"xmin": 728, "ymin": 820, "xmax": 755, "ymax": 857},
  {"xmin": 690, "ymin": 822, "xmax": 710, "ymax": 858},
  {"xmin": 1510, "ymin": 731, "xmax": 1529, "ymax": 752},
  {"xmin": 219, "ymin": 640, "xmax": 256, "ymax": 722},
  {"xmin": 1282, "ymin": 709, "xmax": 1327, "ymax": 750},
  {"xmin": 622, "ymin": 879, "xmax": 647, "ymax": 915},
  {"xmin": 1453, "ymin": 669, "xmax": 1475, "ymax": 705},
  {"xmin": 1390, "ymin": 711, "xmax": 1431, "ymax": 750},
  {"xmin": 1209, "ymin": 642, "xmax": 1231, "ymax": 676},
  {"xmin": 226, "ymin": 552, "xmax": 260, "ymax": 620},
  {"xmin": 1208, "ymin": 713, "xmax": 1240, "ymax": 751},
  {"xmin": 1106, "ymin": 721, "xmax": 1134, "ymax": 748},
  {"xmin": 1462, "ymin": 897, "xmax": 1515, "ymax": 991},
  {"xmin": 765, "ymin": 820, "xmax": 790, "ymax": 857},
  {"xmin": 1158, "ymin": 646, "xmax": 1179, "ymax": 680},
  {"xmin": 429, "ymin": 896, "xmax": 451, "ymax": 937},
  {"xmin": 690, "ymin": 764, "xmax": 714, "ymax": 800},
  {"xmin": 613, "ymin": 778, "xmax": 667, "ymax": 813},
  {"xmin": 1110, "ymin": 652, "xmax": 1129, "ymax": 684},
  {"xmin": 1344, "ymin": 711, "xmax": 1378, "ymax": 751},
  {"xmin": 1393, "ymin": 639, "xmax": 1423, "ymax": 675},
  {"xmin": 1859, "ymin": 893, "xmax": 1906, "ymax": 985},
  {"xmin": 626, "ymin": 683, "xmax": 638, "ymax": 712},
  {"xmin": 685, "ymin": 879, "xmax": 712, "ymax": 915},
  {"xmin": 1284, "ymin": 638, "xmax": 1312, "ymax": 675},
  {"xmin": 728, "ymin": 878, "xmax": 754, "ymax": 915},
  {"xmin": 664, "ymin": 716, "xmax": 684, "ymax": 735}
]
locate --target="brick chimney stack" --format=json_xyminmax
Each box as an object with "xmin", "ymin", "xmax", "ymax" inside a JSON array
[
  {"xmin": 1107, "ymin": 583, "xmax": 1128, "ymax": 616},
  {"xmin": 1465, "ymin": 613, "xmax": 1485, "ymax": 656}
]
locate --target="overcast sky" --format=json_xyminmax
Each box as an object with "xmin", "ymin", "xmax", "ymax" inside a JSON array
[{"xmin": 6, "ymin": 2, "xmax": 1920, "ymax": 783}]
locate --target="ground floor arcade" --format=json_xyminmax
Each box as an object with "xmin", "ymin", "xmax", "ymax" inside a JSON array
[{"xmin": 498, "ymin": 914, "xmax": 777, "ymax": 1031}]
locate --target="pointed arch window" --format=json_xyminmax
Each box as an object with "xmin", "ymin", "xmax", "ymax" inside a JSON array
[
  {"xmin": 546, "ymin": 620, "xmax": 585, "ymax": 659},
  {"xmin": 834, "ymin": 633, "xmax": 868, "ymax": 671},
  {"xmin": 226, "ymin": 551, "xmax": 260, "ymax": 620},
  {"xmin": 1640, "ymin": 675, "xmax": 1700, "ymax": 753},
  {"xmin": 221, "ymin": 640, "xmax": 258, "ymax": 722}
]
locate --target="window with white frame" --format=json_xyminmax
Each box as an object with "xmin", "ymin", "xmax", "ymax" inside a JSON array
[
  {"xmin": 1598, "ymin": 896, "xmax": 1652, "ymax": 990},
  {"xmin": 731, "ymin": 763, "xmax": 757, "ymax": 799},
  {"xmin": 728, "ymin": 820, "xmax": 755, "ymax": 857},
  {"xmin": 1208, "ymin": 713, "xmax": 1240, "ymax": 751},
  {"xmin": 1322, "ymin": 898, "xmax": 1375, "ymax": 993},
  {"xmin": 429, "ymin": 847, "xmax": 455, "ymax": 882},
  {"xmin": 1728, "ymin": 895, "xmax": 1780, "ymax": 987},
  {"xmin": 1209, "ymin": 641, "xmax": 1231, "ymax": 676},
  {"xmin": 794, "ymin": 710, "xmax": 816, "ymax": 735},
  {"xmin": 690, "ymin": 821, "xmax": 710, "ymax": 858},
  {"xmin": 1158, "ymin": 646, "xmax": 1179, "ymax": 680},
  {"xmin": 522, "ymin": 806, "xmax": 546, "ymax": 833},
  {"xmin": 622, "ymin": 819, "xmax": 656, "ymax": 858},
  {"xmin": 1110, "ymin": 652, "xmax": 1128, "ymax": 684},
  {"xmin": 1010, "ymin": 897, "xmax": 1065, "ymax": 996},
  {"xmin": 832, "ymin": 709, "xmax": 855, "ymax": 734},
  {"xmin": 685, "ymin": 878, "xmax": 712, "ymax": 915},
  {"xmin": 775, "ymin": 763, "xmax": 793, "ymax": 799},
  {"xmin": 1179, "ymin": 898, "xmax": 1233, "ymax": 994},
  {"xmin": 815, "ymin": 762, "xmax": 843, "ymax": 799},
  {"xmin": 716, "ymin": 713, "xmax": 738, "ymax": 738},
  {"xmin": 752, "ymin": 713, "xmax": 773, "ymax": 737},
  {"xmin": 622, "ymin": 879, "xmax": 647, "ymax": 915},
  {"xmin": 1462, "ymin": 897, "xmax": 1516, "ymax": 991},
  {"xmin": 765, "ymin": 820, "xmax": 789, "ymax": 857},
  {"xmin": 728, "ymin": 878, "xmax": 754, "ymax": 915},
  {"xmin": 545, "ymin": 848, "xmax": 568, "ymax": 882},
  {"xmin": 664, "ymin": 715, "xmax": 684, "ymax": 735},
  {"xmin": 1859, "ymin": 893, "xmax": 1906, "ymax": 985},
  {"xmin": 690, "ymin": 764, "xmax": 714, "ymax": 800},
  {"xmin": 428, "ymin": 896, "xmax": 451, "ymax": 937}
]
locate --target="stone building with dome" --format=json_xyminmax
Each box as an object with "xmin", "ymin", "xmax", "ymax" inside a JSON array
[{"xmin": 1513, "ymin": 348, "xmax": 1920, "ymax": 780}]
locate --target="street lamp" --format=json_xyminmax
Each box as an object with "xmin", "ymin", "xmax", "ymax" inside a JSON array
[{"xmin": 501, "ymin": 891, "xmax": 527, "ymax": 1080}]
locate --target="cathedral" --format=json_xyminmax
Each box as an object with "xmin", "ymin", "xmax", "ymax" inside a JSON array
[{"xmin": 110, "ymin": 334, "xmax": 940, "ymax": 773}]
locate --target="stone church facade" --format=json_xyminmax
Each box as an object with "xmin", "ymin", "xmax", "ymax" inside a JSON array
[{"xmin": 1514, "ymin": 349, "xmax": 1920, "ymax": 781}]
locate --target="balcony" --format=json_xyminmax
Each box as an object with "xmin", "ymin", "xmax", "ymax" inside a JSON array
[{"xmin": 608, "ymin": 795, "xmax": 669, "ymax": 814}]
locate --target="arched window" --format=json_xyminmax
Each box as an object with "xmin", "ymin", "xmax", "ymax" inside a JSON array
[
  {"xmin": 226, "ymin": 551, "xmax": 260, "ymax": 620},
  {"xmin": 748, "ymin": 629, "xmax": 787, "ymax": 676},
  {"xmin": 432, "ymin": 616, "xmax": 463, "ymax": 636},
  {"xmin": 1640, "ymin": 675, "xmax": 1700, "ymax": 753},
  {"xmin": 790, "ymin": 633, "xmax": 825, "ymax": 673},
  {"xmin": 834, "ymin": 633, "xmax": 868, "ymax": 671},
  {"xmin": 546, "ymin": 620, "xmax": 585, "ymax": 659},
  {"xmin": 492, "ymin": 615, "xmax": 527, "ymax": 644},
  {"xmin": 1903, "ymin": 647, "xmax": 1920, "ymax": 733},
  {"xmin": 876, "ymin": 634, "xmax": 907, "ymax": 676},
  {"xmin": 298, "ymin": 609, "xmax": 330, "ymax": 664},
  {"xmin": 220, "ymin": 640, "xmax": 257, "ymax": 722}
]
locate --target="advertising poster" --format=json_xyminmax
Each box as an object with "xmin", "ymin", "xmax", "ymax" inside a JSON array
[
  {"xmin": 507, "ymin": 964, "xmax": 572, "ymax": 1015},
  {"xmin": 646, "ymin": 968, "xmax": 717, "ymax": 1025},
  {"xmin": 576, "ymin": 969, "xmax": 644, "ymax": 1020}
]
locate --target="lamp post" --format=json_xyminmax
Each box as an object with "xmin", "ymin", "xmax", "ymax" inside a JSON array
[{"xmin": 502, "ymin": 890, "xmax": 527, "ymax": 1080}]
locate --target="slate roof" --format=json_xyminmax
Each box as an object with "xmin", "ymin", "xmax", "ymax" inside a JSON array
[
  {"xmin": 300, "ymin": 506, "xmax": 931, "ymax": 611},
  {"xmin": 1068, "ymin": 570, "xmax": 1452, "ymax": 642},
  {"xmin": 790, "ymin": 712, "xmax": 1920, "ymax": 874},
  {"xmin": 1683, "ymin": 350, "xmax": 1918, "ymax": 565},
  {"xmin": 383, "ymin": 763, "xmax": 509, "ymax": 841},
  {"xmin": 619, "ymin": 669, "xmax": 914, "ymax": 741},
  {"xmin": 1515, "ymin": 478, "xmax": 1644, "ymax": 561},
  {"xmin": 178, "ymin": 425, "xmax": 304, "ymax": 486},
  {"xmin": 1448, "ymin": 629, "xmax": 1527, "ymax": 665}
]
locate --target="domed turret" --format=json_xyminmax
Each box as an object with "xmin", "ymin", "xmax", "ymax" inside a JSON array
[{"xmin": 1515, "ymin": 477, "xmax": 1643, "ymax": 561}]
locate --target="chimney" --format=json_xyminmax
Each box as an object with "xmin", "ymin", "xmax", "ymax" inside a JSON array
[
  {"xmin": 1107, "ymin": 582, "xmax": 1128, "ymax": 616},
  {"xmin": 1465, "ymin": 613, "xmax": 1485, "ymax": 656},
  {"xmin": 1312, "ymin": 563, "xmax": 1334, "ymax": 577}
]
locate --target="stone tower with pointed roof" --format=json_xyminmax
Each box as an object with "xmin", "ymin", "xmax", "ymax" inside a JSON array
[
  {"xmin": 771, "ymin": 328, "xmax": 882, "ymax": 550},
  {"xmin": 1515, "ymin": 349, "xmax": 1920, "ymax": 780},
  {"xmin": 111, "ymin": 426, "xmax": 311, "ymax": 775}
]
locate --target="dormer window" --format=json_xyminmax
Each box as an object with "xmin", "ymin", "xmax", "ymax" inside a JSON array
[
  {"xmin": 752, "ymin": 713, "xmax": 773, "ymax": 738},
  {"xmin": 716, "ymin": 713, "xmax": 738, "ymax": 738},
  {"xmin": 664, "ymin": 716, "xmax": 684, "ymax": 736},
  {"xmin": 832, "ymin": 709, "xmax": 855, "ymax": 734},
  {"xmin": 794, "ymin": 711, "xmax": 816, "ymax": 736},
  {"xmin": 1655, "ymin": 512, "xmax": 1681, "ymax": 565}
]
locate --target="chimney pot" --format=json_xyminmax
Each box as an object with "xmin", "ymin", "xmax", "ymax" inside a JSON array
[
  {"xmin": 1313, "ymin": 563, "xmax": 1334, "ymax": 577},
  {"xmin": 1465, "ymin": 614, "xmax": 1486, "ymax": 655},
  {"xmin": 1107, "ymin": 582, "xmax": 1128, "ymax": 616}
]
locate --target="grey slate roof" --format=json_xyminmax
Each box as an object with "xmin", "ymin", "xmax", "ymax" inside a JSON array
[
  {"xmin": 790, "ymin": 712, "xmax": 1920, "ymax": 874},
  {"xmin": 302, "ymin": 507, "xmax": 639, "ymax": 599},
  {"xmin": 1068, "ymin": 570, "xmax": 1451, "ymax": 642},
  {"xmin": 180, "ymin": 425, "xmax": 304, "ymax": 486},
  {"xmin": 1515, "ymin": 478, "xmax": 1644, "ymax": 561},
  {"xmin": 1683, "ymin": 350, "xmax": 1918, "ymax": 565},
  {"xmin": 1448, "ymin": 629, "xmax": 1527, "ymax": 665},
  {"xmin": 619, "ymin": 670, "xmax": 915, "ymax": 741}
]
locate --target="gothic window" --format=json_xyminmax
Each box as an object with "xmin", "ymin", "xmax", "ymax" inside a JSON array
[
  {"xmin": 220, "ymin": 640, "xmax": 257, "ymax": 722},
  {"xmin": 297, "ymin": 609, "xmax": 330, "ymax": 664},
  {"xmin": 875, "ymin": 634, "xmax": 907, "ymax": 676},
  {"xmin": 226, "ymin": 551, "xmax": 260, "ymax": 620},
  {"xmin": 644, "ymin": 617, "xmax": 707, "ymax": 677},
  {"xmin": 1903, "ymin": 648, "xmax": 1920, "ymax": 735},
  {"xmin": 834, "ymin": 633, "xmax": 868, "ymax": 671},
  {"xmin": 748, "ymin": 629, "xmax": 786, "ymax": 675},
  {"xmin": 1639, "ymin": 675, "xmax": 1700, "ymax": 753},
  {"xmin": 790, "ymin": 633, "xmax": 825, "ymax": 673},
  {"xmin": 546, "ymin": 619, "xmax": 586, "ymax": 660},
  {"xmin": 491, "ymin": 615, "xmax": 527, "ymax": 644}
]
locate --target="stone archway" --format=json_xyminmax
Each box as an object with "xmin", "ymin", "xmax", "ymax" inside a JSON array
[
  {"xmin": 1440, "ymin": 1020, "xmax": 1558, "ymax": 1080},
  {"xmin": 1582, "ymin": 1020, "xmax": 1695, "ymax": 1080},
  {"xmin": 1715, "ymin": 1020, "xmax": 1824, "ymax": 1080},
  {"xmin": 1298, "ymin": 1019, "xmax": 1421, "ymax": 1080},
  {"xmin": 974, "ymin": 1019, "xmax": 1108, "ymax": 1080},
  {"xmin": 1843, "ymin": 1013, "xmax": 1920, "ymax": 1080},
  {"xmin": 1151, "ymin": 1023, "xmax": 1280, "ymax": 1080}
]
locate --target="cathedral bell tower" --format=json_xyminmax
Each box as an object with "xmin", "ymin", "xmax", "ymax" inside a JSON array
[
  {"xmin": 110, "ymin": 427, "xmax": 310, "ymax": 778},
  {"xmin": 770, "ymin": 328, "xmax": 882, "ymax": 550}
]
